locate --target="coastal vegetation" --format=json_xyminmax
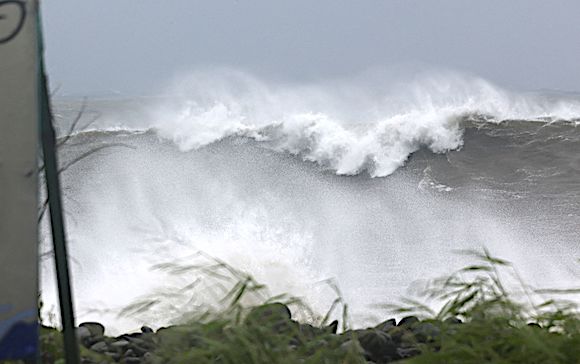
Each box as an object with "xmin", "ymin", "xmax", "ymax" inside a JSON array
[{"xmin": 37, "ymin": 250, "xmax": 579, "ymax": 363}]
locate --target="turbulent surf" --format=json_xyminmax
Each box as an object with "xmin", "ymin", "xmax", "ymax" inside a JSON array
[{"xmin": 41, "ymin": 70, "xmax": 580, "ymax": 333}]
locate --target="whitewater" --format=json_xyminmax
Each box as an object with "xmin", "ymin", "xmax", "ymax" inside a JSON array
[{"xmin": 40, "ymin": 70, "xmax": 580, "ymax": 333}]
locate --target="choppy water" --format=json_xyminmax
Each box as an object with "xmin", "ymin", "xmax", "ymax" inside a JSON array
[{"xmin": 41, "ymin": 71, "xmax": 580, "ymax": 333}]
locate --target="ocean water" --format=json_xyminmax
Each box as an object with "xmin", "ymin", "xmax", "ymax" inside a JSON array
[{"xmin": 41, "ymin": 70, "xmax": 580, "ymax": 333}]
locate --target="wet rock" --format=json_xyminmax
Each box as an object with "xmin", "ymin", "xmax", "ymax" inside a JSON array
[
  {"xmin": 80, "ymin": 322, "xmax": 105, "ymax": 337},
  {"xmin": 76, "ymin": 326, "xmax": 94, "ymax": 347},
  {"xmin": 412, "ymin": 322, "xmax": 440, "ymax": 343},
  {"xmin": 245, "ymin": 303, "xmax": 291, "ymax": 325},
  {"xmin": 111, "ymin": 339, "xmax": 130, "ymax": 349},
  {"xmin": 246, "ymin": 303, "xmax": 297, "ymax": 337},
  {"xmin": 375, "ymin": 319, "xmax": 396, "ymax": 332},
  {"xmin": 141, "ymin": 326, "xmax": 154, "ymax": 333},
  {"xmin": 299, "ymin": 323, "xmax": 324, "ymax": 339},
  {"xmin": 397, "ymin": 346, "xmax": 421, "ymax": 359},
  {"xmin": 327, "ymin": 320, "xmax": 339, "ymax": 334},
  {"xmin": 139, "ymin": 332, "xmax": 157, "ymax": 346},
  {"xmin": 125, "ymin": 336, "xmax": 146, "ymax": 346},
  {"xmin": 156, "ymin": 325, "xmax": 203, "ymax": 349},
  {"xmin": 397, "ymin": 316, "xmax": 420, "ymax": 328},
  {"xmin": 122, "ymin": 358, "xmax": 142, "ymax": 364},
  {"xmin": 129, "ymin": 343, "xmax": 149, "ymax": 356},
  {"xmin": 389, "ymin": 326, "xmax": 416, "ymax": 347},
  {"xmin": 89, "ymin": 341, "xmax": 107, "ymax": 353},
  {"xmin": 76, "ymin": 326, "xmax": 91, "ymax": 340},
  {"xmin": 444, "ymin": 317, "xmax": 463, "ymax": 325},
  {"xmin": 104, "ymin": 351, "xmax": 121, "ymax": 361},
  {"xmin": 357, "ymin": 329, "xmax": 398, "ymax": 363},
  {"xmin": 118, "ymin": 334, "xmax": 155, "ymax": 351}
]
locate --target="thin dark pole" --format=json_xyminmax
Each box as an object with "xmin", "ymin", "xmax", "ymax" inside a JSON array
[{"xmin": 39, "ymin": 61, "xmax": 81, "ymax": 363}]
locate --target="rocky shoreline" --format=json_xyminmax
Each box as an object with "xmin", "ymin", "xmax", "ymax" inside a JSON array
[
  {"xmin": 42, "ymin": 303, "xmax": 459, "ymax": 364},
  {"xmin": 38, "ymin": 251, "xmax": 580, "ymax": 363}
]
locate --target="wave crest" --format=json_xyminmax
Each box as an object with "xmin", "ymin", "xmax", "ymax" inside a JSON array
[{"xmin": 150, "ymin": 69, "xmax": 580, "ymax": 177}]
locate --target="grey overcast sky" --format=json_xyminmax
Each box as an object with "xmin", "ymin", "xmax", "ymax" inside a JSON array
[{"xmin": 42, "ymin": 0, "xmax": 580, "ymax": 96}]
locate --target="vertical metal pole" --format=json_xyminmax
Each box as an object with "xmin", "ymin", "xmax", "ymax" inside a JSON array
[{"xmin": 39, "ymin": 55, "xmax": 81, "ymax": 364}]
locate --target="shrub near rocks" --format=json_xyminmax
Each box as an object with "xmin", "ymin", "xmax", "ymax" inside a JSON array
[
  {"xmin": 153, "ymin": 303, "xmax": 365, "ymax": 364},
  {"xmin": 60, "ymin": 310, "xmax": 449, "ymax": 364},
  {"xmin": 39, "ymin": 251, "xmax": 579, "ymax": 363}
]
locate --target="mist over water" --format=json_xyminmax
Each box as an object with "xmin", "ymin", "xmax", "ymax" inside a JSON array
[{"xmin": 42, "ymin": 70, "xmax": 580, "ymax": 334}]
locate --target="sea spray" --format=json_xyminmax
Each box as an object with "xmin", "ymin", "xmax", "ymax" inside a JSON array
[
  {"xmin": 151, "ymin": 69, "xmax": 580, "ymax": 176},
  {"xmin": 41, "ymin": 69, "xmax": 580, "ymax": 334}
]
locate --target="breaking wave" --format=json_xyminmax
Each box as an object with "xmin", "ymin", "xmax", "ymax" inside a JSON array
[{"xmin": 77, "ymin": 69, "xmax": 580, "ymax": 177}]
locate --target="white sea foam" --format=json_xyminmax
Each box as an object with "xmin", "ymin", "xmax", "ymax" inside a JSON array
[{"xmin": 150, "ymin": 69, "xmax": 580, "ymax": 176}]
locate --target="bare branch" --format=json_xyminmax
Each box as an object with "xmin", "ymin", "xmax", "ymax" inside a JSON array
[
  {"xmin": 58, "ymin": 143, "xmax": 135, "ymax": 174},
  {"xmin": 57, "ymin": 97, "xmax": 87, "ymax": 147}
]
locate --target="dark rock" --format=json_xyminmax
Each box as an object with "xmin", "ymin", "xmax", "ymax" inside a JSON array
[
  {"xmin": 412, "ymin": 322, "xmax": 440, "ymax": 343},
  {"xmin": 122, "ymin": 358, "xmax": 142, "ymax": 364},
  {"xmin": 111, "ymin": 339, "xmax": 130, "ymax": 349},
  {"xmin": 246, "ymin": 303, "xmax": 296, "ymax": 336},
  {"xmin": 397, "ymin": 346, "xmax": 421, "ymax": 359},
  {"xmin": 133, "ymin": 337, "xmax": 156, "ymax": 351},
  {"xmin": 245, "ymin": 303, "xmax": 291, "ymax": 324},
  {"xmin": 299, "ymin": 323, "xmax": 323, "ymax": 339},
  {"xmin": 89, "ymin": 341, "xmax": 107, "ymax": 353},
  {"xmin": 125, "ymin": 336, "xmax": 146, "ymax": 346},
  {"xmin": 76, "ymin": 326, "xmax": 91, "ymax": 340},
  {"xmin": 126, "ymin": 332, "xmax": 146, "ymax": 339},
  {"xmin": 105, "ymin": 351, "xmax": 121, "ymax": 361},
  {"xmin": 76, "ymin": 326, "xmax": 95, "ymax": 348},
  {"xmin": 80, "ymin": 336, "xmax": 103, "ymax": 349},
  {"xmin": 140, "ymin": 332, "xmax": 156, "ymax": 345},
  {"xmin": 397, "ymin": 316, "xmax": 420, "ymax": 328},
  {"xmin": 389, "ymin": 326, "xmax": 416, "ymax": 346},
  {"xmin": 527, "ymin": 322, "xmax": 542, "ymax": 329},
  {"xmin": 129, "ymin": 344, "xmax": 149, "ymax": 356},
  {"xmin": 116, "ymin": 334, "xmax": 155, "ymax": 351},
  {"xmin": 79, "ymin": 322, "xmax": 105, "ymax": 337},
  {"xmin": 156, "ymin": 325, "xmax": 204, "ymax": 349},
  {"xmin": 356, "ymin": 329, "xmax": 398, "ymax": 363},
  {"xmin": 375, "ymin": 319, "xmax": 396, "ymax": 332},
  {"xmin": 327, "ymin": 320, "xmax": 339, "ymax": 334},
  {"xmin": 444, "ymin": 317, "xmax": 463, "ymax": 325},
  {"xmin": 141, "ymin": 326, "xmax": 154, "ymax": 333}
]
